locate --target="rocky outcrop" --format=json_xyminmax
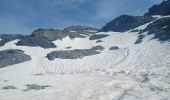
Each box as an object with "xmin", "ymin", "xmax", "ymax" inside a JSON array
[
  {"xmin": 0, "ymin": 34, "xmax": 24, "ymax": 46},
  {"xmin": 144, "ymin": 0, "xmax": 170, "ymax": 16},
  {"xmin": 46, "ymin": 49, "xmax": 100, "ymax": 60},
  {"xmin": 63, "ymin": 25, "xmax": 98, "ymax": 38},
  {"xmin": 24, "ymin": 84, "xmax": 50, "ymax": 91},
  {"xmin": 144, "ymin": 17, "xmax": 170, "ymax": 42},
  {"xmin": 100, "ymin": 15, "xmax": 155, "ymax": 32},
  {"xmin": 89, "ymin": 34, "xmax": 109, "ymax": 40},
  {"xmin": 91, "ymin": 45, "xmax": 104, "ymax": 51},
  {"xmin": 31, "ymin": 28, "xmax": 65, "ymax": 41},
  {"xmin": 134, "ymin": 34, "xmax": 145, "ymax": 44},
  {"xmin": 109, "ymin": 46, "xmax": 119, "ymax": 50},
  {"xmin": 0, "ymin": 49, "xmax": 31, "ymax": 68},
  {"xmin": 16, "ymin": 36, "xmax": 57, "ymax": 48},
  {"xmin": 31, "ymin": 25, "xmax": 98, "ymax": 41}
]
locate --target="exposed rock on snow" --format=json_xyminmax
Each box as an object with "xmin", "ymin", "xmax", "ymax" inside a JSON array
[
  {"xmin": 63, "ymin": 25, "xmax": 99, "ymax": 36},
  {"xmin": 24, "ymin": 84, "xmax": 50, "ymax": 91},
  {"xmin": 16, "ymin": 36, "xmax": 57, "ymax": 48},
  {"xmin": 89, "ymin": 34, "xmax": 109, "ymax": 40},
  {"xmin": 134, "ymin": 34, "xmax": 145, "ymax": 44},
  {"xmin": 91, "ymin": 45, "xmax": 104, "ymax": 51},
  {"xmin": 109, "ymin": 46, "xmax": 119, "ymax": 50},
  {"xmin": 46, "ymin": 49, "xmax": 100, "ymax": 60},
  {"xmin": 32, "ymin": 28, "xmax": 65, "ymax": 41},
  {"xmin": 96, "ymin": 40, "xmax": 103, "ymax": 43},
  {"xmin": 144, "ymin": 17, "xmax": 170, "ymax": 42},
  {"xmin": 0, "ymin": 49, "xmax": 31, "ymax": 68},
  {"xmin": 31, "ymin": 25, "xmax": 98, "ymax": 41},
  {"xmin": 144, "ymin": 0, "xmax": 170, "ymax": 16},
  {"xmin": 1, "ymin": 86, "xmax": 17, "ymax": 90},
  {"xmin": 100, "ymin": 15, "xmax": 155, "ymax": 32},
  {"xmin": 0, "ymin": 34, "xmax": 24, "ymax": 47},
  {"xmin": 65, "ymin": 46, "xmax": 72, "ymax": 49}
]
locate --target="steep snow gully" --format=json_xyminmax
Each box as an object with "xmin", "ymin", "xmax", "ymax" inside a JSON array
[{"xmin": 0, "ymin": 16, "xmax": 170, "ymax": 100}]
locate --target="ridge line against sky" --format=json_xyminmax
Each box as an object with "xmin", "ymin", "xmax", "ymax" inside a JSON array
[{"xmin": 0, "ymin": 0, "xmax": 163, "ymax": 34}]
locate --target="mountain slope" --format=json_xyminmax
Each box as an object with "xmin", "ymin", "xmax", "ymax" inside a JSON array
[{"xmin": 0, "ymin": 1, "xmax": 170, "ymax": 100}]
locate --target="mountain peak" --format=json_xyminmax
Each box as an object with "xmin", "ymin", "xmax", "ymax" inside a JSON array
[{"xmin": 144, "ymin": 0, "xmax": 170, "ymax": 16}]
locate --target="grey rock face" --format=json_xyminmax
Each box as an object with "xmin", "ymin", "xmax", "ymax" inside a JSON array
[
  {"xmin": 89, "ymin": 34, "xmax": 109, "ymax": 40},
  {"xmin": 24, "ymin": 84, "xmax": 50, "ymax": 91},
  {"xmin": 32, "ymin": 28, "xmax": 65, "ymax": 41},
  {"xmin": 1, "ymin": 86, "xmax": 17, "ymax": 90},
  {"xmin": 100, "ymin": 15, "xmax": 155, "ymax": 32},
  {"xmin": 0, "ymin": 34, "xmax": 24, "ymax": 47},
  {"xmin": 16, "ymin": 36, "xmax": 57, "ymax": 48},
  {"xmin": 109, "ymin": 46, "xmax": 119, "ymax": 50},
  {"xmin": 144, "ymin": 17, "xmax": 170, "ymax": 42},
  {"xmin": 144, "ymin": 0, "xmax": 170, "ymax": 16},
  {"xmin": 0, "ymin": 49, "xmax": 31, "ymax": 68},
  {"xmin": 46, "ymin": 49, "xmax": 100, "ymax": 60}
]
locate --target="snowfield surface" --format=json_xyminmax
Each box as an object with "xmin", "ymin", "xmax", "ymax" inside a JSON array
[{"xmin": 0, "ymin": 16, "xmax": 170, "ymax": 100}]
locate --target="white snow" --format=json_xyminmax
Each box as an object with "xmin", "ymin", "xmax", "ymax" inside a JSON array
[{"xmin": 0, "ymin": 16, "xmax": 170, "ymax": 100}]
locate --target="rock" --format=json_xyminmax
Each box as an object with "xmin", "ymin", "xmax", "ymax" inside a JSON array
[
  {"xmin": 109, "ymin": 46, "xmax": 119, "ymax": 50},
  {"xmin": 100, "ymin": 15, "xmax": 155, "ymax": 32},
  {"xmin": 91, "ymin": 45, "xmax": 104, "ymax": 51},
  {"xmin": 24, "ymin": 84, "xmax": 50, "ymax": 91},
  {"xmin": 0, "ymin": 34, "xmax": 24, "ymax": 46},
  {"xmin": 65, "ymin": 46, "xmax": 72, "ymax": 49},
  {"xmin": 0, "ymin": 49, "xmax": 31, "ymax": 68},
  {"xmin": 31, "ymin": 28, "xmax": 65, "ymax": 41},
  {"xmin": 134, "ymin": 34, "xmax": 145, "ymax": 44},
  {"xmin": 46, "ymin": 49, "xmax": 100, "ymax": 60},
  {"xmin": 96, "ymin": 40, "xmax": 103, "ymax": 43},
  {"xmin": 144, "ymin": 0, "xmax": 170, "ymax": 16},
  {"xmin": 89, "ymin": 34, "xmax": 109, "ymax": 40},
  {"xmin": 31, "ymin": 26, "xmax": 98, "ymax": 41},
  {"xmin": 1, "ymin": 86, "xmax": 17, "ymax": 90},
  {"xmin": 16, "ymin": 36, "xmax": 57, "ymax": 48},
  {"xmin": 144, "ymin": 17, "xmax": 170, "ymax": 42},
  {"xmin": 63, "ymin": 25, "xmax": 98, "ymax": 36}
]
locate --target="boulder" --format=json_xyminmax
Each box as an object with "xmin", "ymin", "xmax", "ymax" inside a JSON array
[
  {"xmin": 46, "ymin": 49, "xmax": 100, "ymax": 60},
  {"xmin": 0, "ymin": 49, "xmax": 31, "ymax": 68},
  {"xmin": 89, "ymin": 34, "xmax": 109, "ymax": 40}
]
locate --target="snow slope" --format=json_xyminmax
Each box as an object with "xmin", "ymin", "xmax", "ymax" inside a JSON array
[{"xmin": 0, "ymin": 16, "xmax": 170, "ymax": 100}]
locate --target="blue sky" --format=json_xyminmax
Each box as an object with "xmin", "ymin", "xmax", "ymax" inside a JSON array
[{"xmin": 0, "ymin": 0, "xmax": 163, "ymax": 34}]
